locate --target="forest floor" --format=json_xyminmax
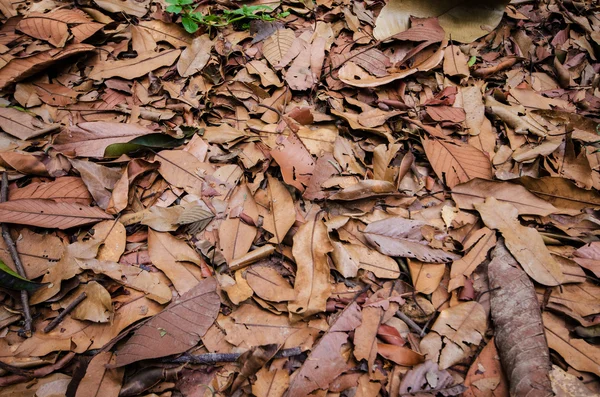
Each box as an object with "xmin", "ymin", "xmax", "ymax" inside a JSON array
[{"xmin": 0, "ymin": 0, "xmax": 600, "ymax": 396}]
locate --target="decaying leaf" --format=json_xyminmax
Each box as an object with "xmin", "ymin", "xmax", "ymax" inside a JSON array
[{"xmin": 116, "ymin": 277, "xmax": 219, "ymax": 366}]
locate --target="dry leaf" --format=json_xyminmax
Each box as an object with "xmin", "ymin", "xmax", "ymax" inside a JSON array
[
  {"xmin": 288, "ymin": 216, "xmax": 333, "ymax": 317},
  {"xmin": 373, "ymin": 0, "xmax": 510, "ymax": 42},
  {"xmin": 0, "ymin": 107, "xmax": 59, "ymax": 140},
  {"xmin": 422, "ymin": 136, "xmax": 493, "ymax": 188},
  {"xmin": 89, "ymin": 49, "xmax": 180, "ymax": 80},
  {"xmin": 177, "ymin": 35, "xmax": 214, "ymax": 77},
  {"xmin": 116, "ymin": 277, "xmax": 220, "ymax": 366},
  {"xmin": 475, "ymin": 197, "xmax": 565, "ymax": 286}
]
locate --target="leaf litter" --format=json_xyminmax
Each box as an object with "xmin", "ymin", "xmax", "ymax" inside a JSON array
[{"xmin": 0, "ymin": 0, "xmax": 599, "ymax": 396}]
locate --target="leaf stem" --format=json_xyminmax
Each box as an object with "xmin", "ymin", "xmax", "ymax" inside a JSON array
[{"xmin": 1, "ymin": 172, "xmax": 33, "ymax": 337}]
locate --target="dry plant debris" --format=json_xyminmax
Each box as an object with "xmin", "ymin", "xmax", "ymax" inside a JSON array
[{"xmin": 0, "ymin": 0, "xmax": 599, "ymax": 396}]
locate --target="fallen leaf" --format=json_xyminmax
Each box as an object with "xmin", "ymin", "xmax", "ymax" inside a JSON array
[
  {"xmin": 62, "ymin": 281, "xmax": 113, "ymax": 323},
  {"xmin": 475, "ymin": 197, "xmax": 565, "ymax": 286},
  {"xmin": 270, "ymin": 132, "xmax": 315, "ymax": 192},
  {"xmin": 148, "ymin": 229, "xmax": 205, "ymax": 295},
  {"xmin": 373, "ymin": 0, "xmax": 511, "ymax": 42},
  {"xmin": 377, "ymin": 343, "xmax": 425, "ymax": 366},
  {"xmin": 245, "ymin": 265, "xmax": 295, "ymax": 302},
  {"xmin": 288, "ymin": 215, "xmax": 333, "ymax": 317},
  {"xmin": 9, "ymin": 177, "xmax": 92, "ymax": 204},
  {"xmin": 408, "ymin": 259, "xmax": 445, "ymax": 294},
  {"xmin": 0, "ymin": 106, "xmax": 59, "ymax": 140},
  {"xmin": 422, "ymin": 136, "xmax": 493, "ymax": 188},
  {"xmin": 177, "ymin": 35, "xmax": 214, "ymax": 77},
  {"xmin": 261, "ymin": 174, "xmax": 296, "ymax": 244},
  {"xmin": 89, "ymin": 49, "xmax": 180, "ymax": 80},
  {"xmin": 75, "ymin": 351, "xmax": 123, "ymax": 397},
  {"xmin": 116, "ymin": 277, "xmax": 219, "ymax": 366},
  {"xmin": 0, "ymin": 199, "xmax": 112, "ymax": 229},
  {"xmin": 463, "ymin": 338, "xmax": 509, "ymax": 397}
]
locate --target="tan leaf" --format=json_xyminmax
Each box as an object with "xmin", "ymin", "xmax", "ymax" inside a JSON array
[
  {"xmin": 452, "ymin": 178, "xmax": 558, "ymax": 216},
  {"xmin": 429, "ymin": 301, "xmax": 487, "ymax": 369},
  {"xmin": 463, "ymin": 339, "xmax": 509, "ymax": 397},
  {"xmin": 426, "ymin": 106, "xmax": 466, "ymax": 123},
  {"xmin": 245, "ymin": 266, "xmax": 295, "ymax": 302},
  {"xmin": 354, "ymin": 306, "xmax": 381, "ymax": 371},
  {"xmin": 89, "ymin": 49, "xmax": 180, "ymax": 80},
  {"xmin": 338, "ymin": 44, "xmax": 444, "ymax": 87},
  {"xmin": 75, "ymin": 352, "xmax": 123, "ymax": 397},
  {"xmin": 270, "ymin": 132, "xmax": 315, "ymax": 192},
  {"xmin": 518, "ymin": 176, "xmax": 600, "ymax": 214},
  {"xmin": 263, "ymin": 28, "xmax": 296, "ymax": 67},
  {"xmin": 475, "ymin": 197, "xmax": 564, "ymax": 286},
  {"xmin": 408, "ymin": 259, "xmax": 446, "ymax": 294},
  {"xmin": 94, "ymin": 0, "xmax": 149, "ymax": 17},
  {"xmin": 261, "ymin": 174, "xmax": 296, "ymax": 244},
  {"xmin": 331, "ymin": 241, "xmax": 400, "ymax": 279},
  {"xmin": 422, "ymin": 136, "xmax": 492, "ymax": 188},
  {"xmin": 61, "ymin": 281, "xmax": 113, "ymax": 323},
  {"xmin": 247, "ymin": 60, "xmax": 283, "ymax": 87},
  {"xmin": 377, "ymin": 343, "xmax": 425, "ymax": 366},
  {"xmin": 449, "ymin": 227, "xmax": 496, "ymax": 291},
  {"xmin": 288, "ymin": 216, "xmax": 333, "ymax": 317},
  {"xmin": 17, "ymin": 9, "xmax": 99, "ymax": 47},
  {"xmin": 70, "ymin": 159, "xmax": 121, "ymax": 210},
  {"xmin": 364, "ymin": 217, "xmax": 460, "ymax": 263},
  {"xmin": 0, "ymin": 229, "xmax": 64, "ymax": 279},
  {"xmin": 116, "ymin": 277, "xmax": 220, "ymax": 366},
  {"xmin": 543, "ymin": 311, "xmax": 600, "ymax": 376},
  {"xmin": 485, "ymin": 96, "xmax": 547, "ymax": 137},
  {"xmin": 137, "ymin": 20, "xmax": 192, "ymax": 48},
  {"xmin": 148, "ymin": 229, "xmax": 205, "ymax": 295},
  {"xmin": 443, "ymin": 45, "xmax": 470, "ymax": 77},
  {"xmin": 252, "ymin": 367, "xmax": 289, "ymax": 397},
  {"xmin": 53, "ymin": 122, "xmax": 155, "ymax": 158},
  {"xmin": 156, "ymin": 149, "xmax": 213, "ymax": 196},
  {"xmin": 177, "ymin": 35, "xmax": 214, "ymax": 77},
  {"xmin": 80, "ymin": 258, "xmax": 172, "ymax": 304},
  {"xmin": 0, "ymin": 44, "xmax": 95, "ymax": 89},
  {"xmin": 373, "ymin": 0, "xmax": 510, "ymax": 42},
  {"xmin": 328, "ymin": 179, "xmax": 397, "ymax": 201},
  {"xmin": 0, "ymin": 106, "xmax": 59, "ymax": 140},
  {"xmin": 219, "ymin": 185, "xmax": 258, "ymax": 264},
  {"xmin": 549, "ymin": 365, "xmax": 598, "ymax": 397},
  {"xmin": 0, "ymin": 199, "xmax": 112, "ymax": 229}
]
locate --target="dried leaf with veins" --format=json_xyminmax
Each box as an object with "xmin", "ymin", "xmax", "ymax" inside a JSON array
[
  {"xmin": 116, "ymin": 277, "xmax": 220, "ymax": 366},
  {"xmin": 475, "ymin": 197, "xmax": 564, "ymax": 286}
]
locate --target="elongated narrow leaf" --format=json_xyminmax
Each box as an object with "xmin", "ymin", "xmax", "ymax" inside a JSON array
[
  {"xmin": 0, "ymin": 199, "xmax": 112, "ymax": 229},
  {"xmin": 0, "ymin": 260, "xmax": 45, "ymax": 291},
  {"xmin": 88, "ymin": 49, "xmax": 180, "ymax": 80},
  {"xmin": 9, "ymin": 177, "xmax": 92, "ymax": 204},
  {"xmin": 115, "ymin": 277, "xmax": 220, "ymax": 366},
  {"xmin": 0, "ymin": 44, "xmax": 95, "ymax": 89},
  {"xmin": 0, "ymin": 107, "xmax": 60, "ymax": 140},
  {"xmin": 422, "ymin": 136, "xmax": 492, "ymax": 188}
]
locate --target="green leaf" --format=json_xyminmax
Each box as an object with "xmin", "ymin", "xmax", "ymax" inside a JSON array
[
  {"xmin": 0, "ymin": 260, "xmax": 45, "ymax": 291},
  {"xmin": 166, "ymin": 5, "xmax": 182, "ymax": 13},
  {"xmin": 182, "ymin": 16, "xmax": 199, "ymax": 33},
  {"xmin": 104, "ymin": 133, "xmax": 187, "ymax": 157},
  {"xmin": 468, "ymin": 56, "xmax": 477, "ymax": 67}
]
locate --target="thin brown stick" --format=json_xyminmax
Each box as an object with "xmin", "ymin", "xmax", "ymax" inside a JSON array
[
  {"xmin": 1, "ymin": 172, "xmax": 33, "ymax": 337},
  {"xmin": 395, "ymin": 310, "xmax": 424, "ymax": 335},
  {"xmin": 0, "ymin": 352, "xmax": 76, "ymax": 387},
  {"xmin": 167, "ymin": 346, "xmax": 303, "ymax": 364},
  {"xmin": 44, "ymin": 292, "xmax": 87, "ymax": 333}
]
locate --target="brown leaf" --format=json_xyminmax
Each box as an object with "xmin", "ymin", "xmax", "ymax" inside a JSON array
[
  {"xmin": 443, "ymin": 45, "xmax": 470, "ymax": 77},
  {"xmin": 517, "ymin": 176, "xmax": 600, "ymax": 214},
  {"xmin": 63, "ymin": 281, "xmax": 113, "ymax": 323},
  {"xmin": 148, "ymin": 229, "xmax": 205, "ymax": 295},
  {"xmin": 364, "ymin": 217, "xmax": 460, "ymax": 263},
  {"xmin": 177, "ymin": 35, "xmax": 214, "ymax": 77},
  {"xmin": 399, "ymin": 360, "xmax": 457, "ymax": 395},
  {"xmin": 285, "ymin": 38, "xmax": 325, "ymax": 91},
  {"xmin": 331, "ymin": 241, "xmax": 401, "ymax": 279},
  {"xmin": 0, "ymin": 228, "xmax": 64, "ymax": 279},
  {"xmin": 116, "ymin": 277, "xmax": 220, "ymax": 366},
  {"xmin": 89, "ymin": 49, "xmax": 180, "ymax": 80},
  {"xmin": 53, "ymin": 122, "xmax": 155, "ymax": 158},
  {"xmin": 270, "ymin": 132, "xmax": 315, "ymax": 192},
  {"xmin": 0, "ymin": 199, "xmax": 112, "ymax": 229},
  {"xmin": 463, "ymin": 338, "xmax": 509, "ymax": 397},
  {"xmin": 75, "ymin": 352, "xmax": 123, "ymax": 397},
  {"xmin": 17, "ymin": 9, "xmax": 99, "ymax": 47},
  {"xmin": 377, "ymin": 343, "xmax": 425, "ymax": 366},
  {"xmin": 452, "ymin": 178, "xmax": 558, "ymax": 216},
  {"xmin": 422, "ymin": 136, "xmax": 492, "ymax": 188},
  {"xmin": 94, "ymin": 0, "xmax": 149, "ymax": 18},
  {"xmin": 70, "ymin": 159, "xmax": 121, "ymax": 210},
  {"xmin": 288, "ymin": 216, "xmax": 333, "ymax": 317},
  {"xmin": 449, "ymin": 227, "xmax": 496, "ymax": 291},
  {"xmin": 408, "ymin": 259, "xmax": 445, "ymax": 294},
  {"xmin": 426, "ymin": 106, "xmax": 466, "ymax": 123},
  {"xmin": 354, "ymin": 306, "xmax": 380, "ymax": 371},
  {"xmin": 137, "ymin": 20, "xmax": 192, "ymax": 48},
  {"xmin": 245, "ymin": 266, "xmax": 295, "ymax": 302},
  {"xmin": 261, "ymin": 174, "xmax": 295, "ymax": 244},
  {"xmin": 0, "ymin": 106, "xmax": 60, "ymax": 140},
  {"xmin": 253, "ymin": 367, "xmax": 289, "ymax": 397},
  {"xmin": 156, "ymin": 149, "xmax": 212, "ymax": 196},
  {"xmin": 263, "ymin": 28, "xmax": 296, "ymax": 67},
  {"xmin": 80, "ymin": 258, "xmax": 172, "ymax": 304},
  {"xmin": 488, "ymin": 241, "xmax": 552, "ymax": 396},
  {"xmin": 543, "ymin": 311, "xmax": 600, "ymax": 377},
  {"xmin": 475, "ymin": 197, "xmax": 565, "ymax": 286},
  {"xmin": 427, "ymin": 301, "xmax": 487, "ymax": 369},
  {"xmin": 0, "ymin": 44, "xmax": 95, "ymax": 89}
]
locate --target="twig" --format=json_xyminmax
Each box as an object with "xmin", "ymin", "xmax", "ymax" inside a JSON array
[
  {"xmin": 44, "ymin": 292, "xmax": 87, "ymax": 333},
  {"xmin": 166, "ymin": 346, "xmax": 303, "ymax": 364},
  {"xmin": 395, "ymin": 310, "xmax": 424, "ymax": 335},
  {"xmin": 1, "ymin": 172, "xmax": 33, "ymax": 337},
  {"xmin": 0, "ymin": 352, "xmax": 75, "ymax": 387}
]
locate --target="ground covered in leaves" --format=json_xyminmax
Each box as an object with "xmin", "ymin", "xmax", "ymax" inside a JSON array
[{"xmin": 0, "ymin": 0, "xmax": 600, "ymax": 396}]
